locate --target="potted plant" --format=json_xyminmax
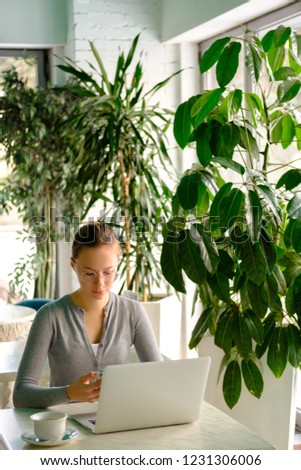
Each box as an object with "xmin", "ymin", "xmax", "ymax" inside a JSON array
[
  {"xmin": 0, "ymin": 69, "xmax": 97, "ymax": 299},
  {"xmin": 160, "ymin": 25, "xmax": 301, "ymax": 408},
  {"xmin": 57, "ymin": 33, "xmax": 181, "ymax": 303}
]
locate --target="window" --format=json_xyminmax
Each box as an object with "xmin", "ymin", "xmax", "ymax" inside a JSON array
[
  {"xmin": 199, "ymin": 4, "xmax": 301, "ymax": 184},
  {"xmin": 0, "ymin": 49, "xmax": 49, "ymax": 301}
]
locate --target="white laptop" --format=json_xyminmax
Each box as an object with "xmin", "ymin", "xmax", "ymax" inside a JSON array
[{"xmin": 57, "ymin": 357, "xmax": 211, "ymax": 434}]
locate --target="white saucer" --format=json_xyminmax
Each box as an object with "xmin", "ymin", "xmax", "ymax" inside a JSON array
[{"xmin": 21, "ymin": 428, "xmax": 78, "ymax": 447}]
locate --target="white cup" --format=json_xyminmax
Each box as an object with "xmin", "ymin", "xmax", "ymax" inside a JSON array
[{"xmin": 31, "ymin": 411, "xmax": 67, "ymax": 441}]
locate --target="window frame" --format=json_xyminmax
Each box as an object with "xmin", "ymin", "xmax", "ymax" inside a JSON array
[{"xmin": 0, "ymin": 48, "xmax": 49, "ymax": 87}]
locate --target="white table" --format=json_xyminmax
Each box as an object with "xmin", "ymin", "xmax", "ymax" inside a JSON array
[
  {"xmin": 0, "ymin": 303, "xmax": 36, "ymax": 341},
  {"xmin": 0, "ymin": 402, "xmax": 275, "ymax": 450}
]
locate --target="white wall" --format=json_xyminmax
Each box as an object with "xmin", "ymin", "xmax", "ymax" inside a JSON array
[{"xmin": 66, "ymin": 0, "xmax": 181, "ymax": 111}]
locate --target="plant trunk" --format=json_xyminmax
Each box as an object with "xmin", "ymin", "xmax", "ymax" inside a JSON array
[
  {"xmin": 118, "ymin": 150, "xmax": 131, "ymax": 289},
  {"xmin": 33, "ymin": 183, "xmax": 56, "ymax": 299}
]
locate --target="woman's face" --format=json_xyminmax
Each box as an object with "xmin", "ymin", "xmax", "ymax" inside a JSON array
[{"xmin": 71, "ymin": 244, "xmax": 120, "ymax": 300}]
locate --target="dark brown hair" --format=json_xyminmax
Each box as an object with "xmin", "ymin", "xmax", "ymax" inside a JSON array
[{"xmin": 71, "ymin": 222, "xmax": 121, "ymax": 260}]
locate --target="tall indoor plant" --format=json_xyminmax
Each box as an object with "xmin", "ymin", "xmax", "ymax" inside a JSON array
[
  {"xmin": 0, "ymin": 70, "xmax": 96, "ymax": 299},
  {"xmin": 160, "ymin": 25, "xmax": 301, "ymax": 408},
  {"xmin": 58, "ymin": 33, "xmax": 180, "ymax": 301}
]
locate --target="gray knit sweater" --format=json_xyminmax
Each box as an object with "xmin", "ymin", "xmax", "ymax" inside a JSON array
[{"xmin": 13, "ymin": 293, "xmax": 162, "ymax": 408}]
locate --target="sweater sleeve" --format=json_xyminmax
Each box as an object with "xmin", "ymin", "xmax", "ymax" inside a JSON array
[
  {"xmin": 132, "ymin": 302, "xmax": 163, "ymax": 362},
  {"xmin": 13, "ymin": 306, "xmax": 69, "ymax": 408}
]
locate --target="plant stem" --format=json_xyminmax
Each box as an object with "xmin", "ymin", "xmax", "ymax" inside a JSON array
[{"xmin": 118, "ymin": 150, "xmax": 131, "ymax": 289}]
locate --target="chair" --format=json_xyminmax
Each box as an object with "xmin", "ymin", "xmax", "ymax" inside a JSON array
[
  {"xmin": 15, "ymin": 298, "xmax": 52, "ymax": 311},
  {"xmin": 0, "ymin": 299, "xmax": 52, "ymax": 408}
]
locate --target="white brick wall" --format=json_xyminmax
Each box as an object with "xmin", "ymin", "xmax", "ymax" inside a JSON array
[{"xmin": 66, "ymin": 0, "xmax": 181, "ymax": 110}]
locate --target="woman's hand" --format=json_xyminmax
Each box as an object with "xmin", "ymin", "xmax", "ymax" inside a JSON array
[{"xmin": 66, "ymin": 372, "xmax": 101, "ymax": 402}]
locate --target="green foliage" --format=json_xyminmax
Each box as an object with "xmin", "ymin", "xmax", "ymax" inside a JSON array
[
  {"xmin": 58, "ymin": 33, "xmax": 180, "ymax": 299},
  {"xmin": 160, "ymin": 25, "xmax": 301, "ymax": 407},
  {"xmin": 0, "ymin": 70, "xmax": 92, "ymax": 298}
]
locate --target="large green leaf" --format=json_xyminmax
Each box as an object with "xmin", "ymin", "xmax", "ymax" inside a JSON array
[
  {"xmin": 267, "ymin": 327, "xmax": 288, "ymax": 378},
  {"xmin": 209, "ymin": 182, "xmax": 233, "ymax": 217},
  {"xmin": 232, "ymin": 315, "xmax": 253, "ymax": 359},
  {"xmin": 274, "ymin": 66, "xmax": 298, "ymax": 80},
  {"xmin": 277, "ymin": 79, "xmax": 301, "ymax": 103},
  {"xmin": 193, "ymin": 224, "xmax": 219, "ymax": 274},
  {"xmin": 191, "ymin": 88, "xmax": 224, "ymax": 128},
  {"xmin": 268, "ymin": 42, "xmax": 285, "ymax": 72},
  {"xmin": 215, "ymin": 312, "xmax": 234, "ymax": 354},
  {"xmin": 277, "ymin": 168, "xmax": 301, "ymax": 190},
  {"xmin": 217, "ymin": 249, "xmax": 235, "ymax": 279},
  {"xmin": 196, "ymin": 123, "xmax": 213, "ymax": 166},
  {"xmin": 223, "ymin": 360, "xmax": 242, "ymax": 409},
  {"xmin": 89, "ymin": 40, "xmax": 112, "ymax": 93},
  {"xmin": 239, "ymin": 239, "xmax": 267, "ymax": 286},
  {"xmin": 200, "ymin": 37, "xmax": 231, "ymax": 73},
  {"xmin": 282, "ymin": 114, "xmax": 295, "ymax": 149},
  {"xmin": 260, "ymin": 229, "xmax": 277, "ymax": 273},
  {"xmin": 241, "ymin": 359, "xmax": 264, "ymax": 399},
  {"xmin": 245, "ymin": 92, "xmax": 266, "ymax": 127},
  {"xmin": 239, "ymin": 127, "xmax": 260, "ymax": 162},
  {"xmin": 265, "ymin": 273, "xmax": 280, "ymax": 308},
  {"xmin": 287, "ymin": 324, "xmax": 301, "ymax": 367},
  {"xmin": 58, "ymin": 64, "xmax": 103, "ymax": 93},
  {"xmin": 285, "ymin": 285, "xmax": 295, "ymax": 317},
  {"xmin": 176, "ymin": 173, "xmax": 200, "ymax": 210},
  {"xmin": 247, "ymin": 280, "xmax": 268, "ymax": 318},
  {"xmin": 293, "ymin": 273, "xmax": 301, "ymax": 316},
  {"xmin": 274, "ymin": 25, "xmax": 291, "ymax": 47},
  {"xmin": 280, "ymin": 251, "xmax": 301, "ymax": 288},
  {"xmin": 123, "ymin": 33, "xmax": 140, "ymax": 69},
  {"xmin": 189, "ymin": 306, "xmax": 215, "ymax": 349},
  {"xmin": 244, "ymin": 309, "xmax": 265, "ymax": 345},
  {"xmin": 287, "ymin": 193, "xmax": 301, "ymax": 219},
  {"xmin": 208, "ymin": 120, "xmax": 230, "ymax": 158},
  {"xmin": 271, "ymin": 110, "xmax": 283, "ymax": 143},
  {"xmin": 245, "ymin": 189, "xmax": 262, "ymax": 242},
  {"xmin": 213, "ymin": 157, "xmax": 245, "ymax": 175},
  {"xmin": 219, "ymin": 89, "xmax": 242, "ymax": 120},
  {"xmin": 222, "ymin": 122, "xmax": 241, "ymax": 152},
  {"xmin": 261, "ymin": 30, "xmax": 274, "ymax": 52},
  {"xmin": 181, "ymin": 229, "xmax": 207, "ymax": 284},
  {"xmin": 288, "ymin": 37, "xmax": 301, "ymax": 75},
  {"xmin": 216, "ymin": 42, "xmax": 242, "ymax": 87},
  {"xmin": 160, "ymin": 237, "xmax": 186, "ymax": 293},
  {"xmin": 173, "ymin": 100, "xmax": 192, "ymax": 149},
  {"xmin": 291, "ymin": 219, "xmax": 301, "ymax": 252},
  {"xmin": 284, "ymin": 218, "xmax": 294, "ymax": 249},
  {"xmin": 257, "ymin": 184, "xmax": 283, "ymax": 220},
  {"xmin": 218, "ymin": 188, "xmax": 245, "ymax": 230},
  {"xmin": 245, "ymin": 43, "xmax": 262, "ymax": 83},
  {"xmin": 207, "ymin": 272, "xmax": 230, "ymax": 302},
  {"xmin": 255, "ymin": 313, "xmax": 276, "ymax": 359}
]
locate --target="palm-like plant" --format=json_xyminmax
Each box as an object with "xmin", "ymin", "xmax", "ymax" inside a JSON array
[
  {"xmin": 59, "ymin": 34, "xmax": 180, "ymax": 299},
  {"xmin": 160, "ymin": 25, "xmax": 301, "ymax": 407}
]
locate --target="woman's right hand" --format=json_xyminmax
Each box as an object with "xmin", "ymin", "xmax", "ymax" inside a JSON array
[{"xmin": 66, "ymin": 372, "xmax": 101, "ymax": 402}]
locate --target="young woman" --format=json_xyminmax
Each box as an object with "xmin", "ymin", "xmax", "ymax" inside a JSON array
[{"xmin": 13, "ymin": 222, "xmax": 162, "ymax": 408}]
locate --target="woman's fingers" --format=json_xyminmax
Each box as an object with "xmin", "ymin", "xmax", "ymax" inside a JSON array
[{"xmin": 67, "ymin": 373, "xmax": 101, "ymax": 402}]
